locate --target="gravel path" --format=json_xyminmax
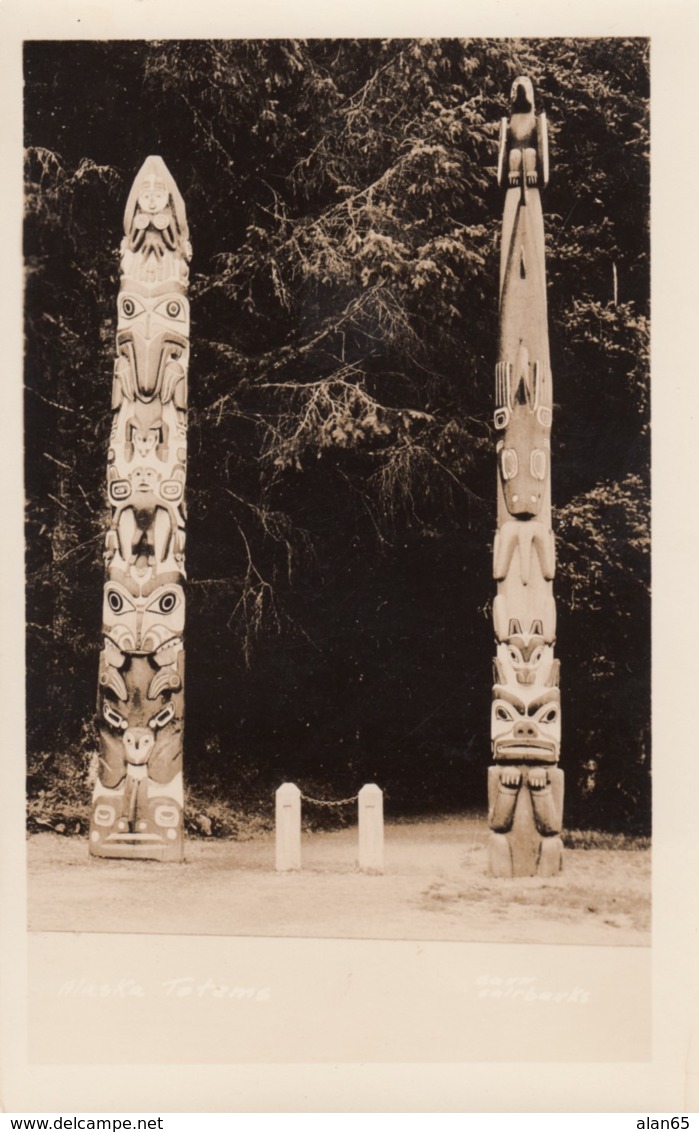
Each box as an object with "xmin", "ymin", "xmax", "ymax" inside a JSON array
[{"xmin": 27, "ymin": 815, "xmax": 650, "ymax": 946}]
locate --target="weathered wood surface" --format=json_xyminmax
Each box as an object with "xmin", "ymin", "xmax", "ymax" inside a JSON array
[
  {"xmin": 488, "ymin": 78, "xmax": 563, "ymax": 877},
  {"xmin": 90, "ymin": 157, "xmax": 191, "ymax": 861}
]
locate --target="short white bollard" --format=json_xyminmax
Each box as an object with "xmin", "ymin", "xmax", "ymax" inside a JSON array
[
  {"xmin": 358, "ymin": 783, "xmax": 384, "ymax": 874},
  {"xmin": 275, "ymin": 782, "xmax": 301, "ymax": 871}
]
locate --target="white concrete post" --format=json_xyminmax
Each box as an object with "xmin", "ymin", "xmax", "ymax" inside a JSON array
[
  {"xmin": 275, "ymin": 782, "xmax": 301, "ymax": 871},
  {"xmin": 358, "ymin": 783, "xmax": 384, "ymax": 874}
]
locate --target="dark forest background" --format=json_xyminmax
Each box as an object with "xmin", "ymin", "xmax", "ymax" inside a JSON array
[{"xmin": 24, "ymin": 38, "xmax": 650, "ymax": 836}]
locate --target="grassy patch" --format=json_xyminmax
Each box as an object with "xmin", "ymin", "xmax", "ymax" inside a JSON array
[
  {"xmin": 26, "ymin": 750, "xmax": 92, "ymax": 835},
  {"xmin": 26, "ymin": 753, "xmax": 653, "ymax": 849},
  {"xmin": 562, "ymin": 829, "xmax": 651, "ymax": 851}
]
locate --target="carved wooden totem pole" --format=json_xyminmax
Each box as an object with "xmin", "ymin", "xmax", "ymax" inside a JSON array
[
  {"xmin": 487, "ymin": 78, "xmax": 564, "ymax": 877},
  {"xmin": 89, "ymin": 157, "xmax": 191, "ymax": 861}
]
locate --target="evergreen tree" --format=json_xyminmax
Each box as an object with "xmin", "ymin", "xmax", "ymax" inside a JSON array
[{"xmin": 24, "ymin": 38, "xmax": 650, "ymax": 832}]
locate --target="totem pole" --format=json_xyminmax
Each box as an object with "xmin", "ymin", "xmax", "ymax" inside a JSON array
[
  {"xmin": 487, "ymin": 77, "xmax": 564, "ymax": 877},
  {"xmin": 89, "ymin": 157, "xmax": 191, "ymax": 861}
]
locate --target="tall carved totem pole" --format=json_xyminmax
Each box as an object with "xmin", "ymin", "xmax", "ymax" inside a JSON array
[
  {"xmin": 89, "ymin": 157, "xmax": 191, "ymax": 861},
  {"xmin": 487, "ymin": 77, "xmax": 564, "ymax": 877}
]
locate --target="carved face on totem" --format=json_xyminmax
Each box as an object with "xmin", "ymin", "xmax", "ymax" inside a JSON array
[
  {"xmin": 494, "ymin": 346, "xmax": 551, "ymax": 519},
  {"xmin": 115, "ymin": 282, "xmax": 189, "ymax": 404},
  {"xmin": 491, "ymin": 683, "xmax": 560, "ymax": 763},
  {"xmin": 119, "ymin": 288, "xmax": 190, "ymax": 340},
  {"xmin": 135, "ymin": 174, "xmax": 170, "ymax": 220},
  {"xmin": 92, "ymin": 157, "xmax": 189, "ymax": 858},
  {"xmin": 102, "ymin": 573, "xmax": 184, "ymax": 655},
  {"xmin": 110, "ymin": 461, "xmax": 185, "ymax": 506},
  {"xmin": 108, "ymin": 394, "xmax": 186, "ymax": 512},
  {"xmin": 97, "ymin": 649, "xmax": 184, "ymax": 820},
  {"xmin": 119, "ymin": 157, "xmax": 190, "ymax": 289},
  {"xmin": 107, "ymin": 380, "xmax": 186, "ymax": 547},
  {"xmin": 495, "ymin": 636, "xmax": 557, "ymax": 687},
  {"xmin": 128, "ymin": 172, "xmax": 178, "ymax": 258}
]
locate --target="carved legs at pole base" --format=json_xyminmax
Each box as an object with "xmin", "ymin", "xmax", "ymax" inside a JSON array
[
  {"xmin": 487, "ymin": 765, "xmax": 563, "ymax": 878},
  {"xmin": 488, "ymin": 831, "xmax": 563, "ymax": 878},
  {"xmin": 538, "ymin": 834, "xmax": 563, "ymax": 876}
]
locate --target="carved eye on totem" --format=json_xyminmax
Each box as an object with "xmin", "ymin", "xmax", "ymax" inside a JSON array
[
  {"xmin": 527, "ymin": 701, "xmax": 560, "ymax": 730},
  {"xmin": 530, "ymin": 449, "xmax": 547, "ymax": 480},
  {"xmin": 155, "ymin": 298, "xmax": 187, "ymax": 323},
  {"xmin": 495, "ymin": 704, "xmax": 515, "ymax": 722},
  {"xmin": 120, "ymin": 295, "xmax": 145, "ymax": 319},
  {"xmin": 537, "ymin": 705, "xmax": 559, "ymax": 726},
  {"xmin": 103, "ymin": 703, "xmax": 128, "ymax": 731},
  {"xmin": 154, "ymin": 804, "xmax": 180, "ymax": 827},
  {"xmin": 146, "ymin": 589, "xmax": 181, "ymax": 616},
  {"xmin": 530, "ymin": 646, "xmax": 544, "ymax": 667},
  {"xmin": 148, "ymin": 703, "xmax": 176, "ymax": 731},
  {"xmin": 106, "ymin": 588, "xmax": 136, "ymax": 615},
  {"xmin": 500, "ymin": 448, "xmax": 518, "ymax": 481}
]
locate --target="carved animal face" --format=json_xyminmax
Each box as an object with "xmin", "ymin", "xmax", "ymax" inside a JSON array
[
  {"xmin": 108, "ymin": 398, "xmax": 186, "ymax": 511},
  {"xmin": 97, "ymin": 653, "xmax": 183, "ymax": 789},
  {"xmin": 118, "ymin": 288, "xmax": 190, "ymax": 340},
  {"xmin": 498, "ymin": 434, "xmax": 549, "ymax": 518},
  {"xmin": 116, "ymin": 330, "xmax": 187, "ymax": 404},
  {"xmin": 131, "ymin": 427, "xmax": 158, "ymax": 458},
  {"xmin": 102, "ymin": 577, "xmax": 184, "ymax": 654},
  {"xmin": 495, "ymin": 348, "xmax": 551, "ymax": 519},
  {"xmin": 103, "ymin": 700, "xmax": 176, "ymax": 767},
  {"xmin": 491, "ymin": 684, "xmax": 560, "ymax": 762},
  {"xmin": 495, "ymin": 637, "xmax": 555, "ymax": 687},
  {"xmin": 115, "ymin": 279, "xmax": 188, "ymax": 403}
]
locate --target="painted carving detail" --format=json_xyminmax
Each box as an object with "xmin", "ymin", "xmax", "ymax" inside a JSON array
[{"xmin": 90, "ymin": 157, "xmax": 191, "ymax": 861}]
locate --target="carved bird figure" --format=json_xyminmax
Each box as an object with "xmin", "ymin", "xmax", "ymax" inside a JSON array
[{"xmin": 497, "ymin": 75, "xmax": 549, "ymax": 191}]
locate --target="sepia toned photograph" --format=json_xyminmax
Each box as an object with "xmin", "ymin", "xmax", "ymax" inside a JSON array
[
  {"xmin": 24, "ymin": 36, "xmax": 650, "ymax": 944},
  {"xmin": 7, "ymin": 20, "xmax": 676, "ymax": 1106}
]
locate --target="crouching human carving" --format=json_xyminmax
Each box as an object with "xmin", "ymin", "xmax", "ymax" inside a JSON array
[{"xmin": 487, "ymin": 764, "xmax": 564, "ymax": 877}]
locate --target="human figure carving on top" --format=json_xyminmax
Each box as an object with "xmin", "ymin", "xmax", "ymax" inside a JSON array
[
  {"xmin": 91, "ymin": 155, "xmax": 189, "ymax": 862},
  {"xmin": 123, "ymin": 158, "xmax": 190, "ymax": 261},
  {"xmin": 130, "ymin": 173, "xmax": 178, "ymax": 255},
  {"xmin": 119, "ymin": 157, "xmax": 192, "ymax": 288}
]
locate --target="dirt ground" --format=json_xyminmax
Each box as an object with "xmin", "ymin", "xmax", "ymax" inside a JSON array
[{"xmin": 27, "ymin": 814, "xmax": 650, "ymax": 946}]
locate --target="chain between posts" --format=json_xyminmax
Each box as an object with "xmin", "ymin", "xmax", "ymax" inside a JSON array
[{"xmin": 299, "ymin": 792, "xmax": 359, "ymax": 808}]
